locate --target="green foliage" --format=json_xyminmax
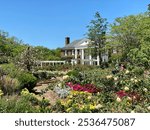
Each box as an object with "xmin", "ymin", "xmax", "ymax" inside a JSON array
[
  {"xmin": 0, "ymin": 63, "xmax": 18, "ymax": 78},
  {"xmin": 33, "ymin": 71, "xmax": 55, "ymax": 80},
  {"xmin": 0, "ymin": 75, "xmax": 20, "ymax": 95},
  {"xmin": 0, "ymin": 96, "xmax": 39, "ymax": 113},
  {"xmin": 131, "ymin": 66, "xmax": 144, "ymax": 76},
  {"xmin": 0, "ymin": 56, "xmax": 8, "ymax": 64},
  {"xmin": 18, "ymin": 72, "xmax": 37, "ymax": 91},
  {"xmin": 34, "ymin": 46, "xmax": 61, "ymax": 61},
  {"xmin": 0, "ymin": 64, "xmax": 37, "ymax": 92},
  {"xmin": 110, "ymin": 13, "xmax": 150, "ymax": 68}
]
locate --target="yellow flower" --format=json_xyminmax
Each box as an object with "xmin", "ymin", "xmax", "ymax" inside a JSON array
[
  {"xmin": 126, "ymin": 102, "xmax": 131, "ymax": 106},
  {"xmin": 66, "ymin": 99, "xmax": 72, "ymax": 105},
  {"xmin": 60, "ymin": 100, "xmax": 65, "ymax": 106},
  {"xmin": 0, "ymin": 90, "xmax": 4, "ymax": 96},
  {"xmin": 116, "ymin": 97, "xmax": 122, "ymax": 102},
  {"xmin": 66, "ymin": 108, "xmax": 71, "ymax": 112},
  {"xmin": 124, "ymin": 86, "xmax": 129, "ymax": 91},
  {"xmin": 80, "ymin": 91, "xmax": 85, "ymax": 95},
  {"xmin": 71, "ymin": 91, "xmax": 77, "ymax": 96},
  {"xmin": 79, "ymin": 105, "xmax": 85, "ymax": 111},
  {"xmin": 69, "ymin": 95, "xmax": 73, "ymax": 99},
  {"xmin": 21, "ymin": 88, "xmax": 30, "ymax": 96},
  {"xmin": 90, "ymin": 104, "xmax": 95, "ymax": 110}
]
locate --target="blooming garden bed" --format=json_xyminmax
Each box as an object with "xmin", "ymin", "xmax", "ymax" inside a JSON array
[{"xmin": 0, "ymin": 66, "xmax": 149, "ymax": 113}]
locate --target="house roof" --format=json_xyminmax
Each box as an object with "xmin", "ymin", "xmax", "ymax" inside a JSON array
[{"xmin": 61, "ymin": 38, "xmax": 90, "ymax": 50}]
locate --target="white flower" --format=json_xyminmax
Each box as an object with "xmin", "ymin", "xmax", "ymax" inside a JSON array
[
  {"xmin": 127, "ymin": 96, "xmax": 132, "ymax": 101},
  {"xmin": 62, "ymin": 75, "xmax": 69, "ymax": 80},
  {"xmin": 69, "ymin": 95, "xmax": 73, "ymax": 98},
  {"xmin": 147, "ymin": 106, "xmax": 150, "ymax": 111},
  {"xmin": 133, "ymin": 96, "xmax": 136, "ymax": 100},
  {"xmin": 87, "ymin": 96, "xmax": 92, "ymax": 100},
  {"xmin": 125, "ymin": 70, "xmax": 130, "ymax": 74},
  {"xmin": 95, "ymin": 104, "xmax": 103, "ymax": 109},
  {"xmin": 143, "ymin": 88, "xmax": 148, "ymax": 92},
  {"xmin": 97, "ymin": 92, "xmax": 100, "ymax": 95},
  {"xmin": 114, "ymin": 77, "xmax": 118, "ymax": 81},
  {"xmin": 134, "ymin": 79, "xmax": 138, "ymax": 83},
  {"xmin": 116, "ymin": 97, "xmax": 122, "ymax": 102},
  {"xmin": 131, "ymin": 78, "xmax": 134, "ymax": 81},
  {"xmin": 124, "ymin": 86, "xmax": 129, "ymax": 91},
  {"xmin": 58, "ymin": 83, "xmax": 62, "ymax": 87},
  {"xmin": 131, "ymin": 110, "xmax": 135, "ymax": 113}
]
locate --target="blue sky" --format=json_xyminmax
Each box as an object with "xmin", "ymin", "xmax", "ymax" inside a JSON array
[{"xmin": 0, "ymin": 0, "xmax": 149, "ymax": 49}]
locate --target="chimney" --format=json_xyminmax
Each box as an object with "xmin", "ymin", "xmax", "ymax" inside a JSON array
[{"xmin": 65, "ymin": 37, "xmax": 70, "ymax": 45}]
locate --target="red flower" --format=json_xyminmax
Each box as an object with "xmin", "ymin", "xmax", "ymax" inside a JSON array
[
  {"xmin": 66, "ymin": 82, "xmax": 100, "ymax": 93},
  {"xmin": 116, "ymin": 90, "xmax": 127, "ymax": 98}
]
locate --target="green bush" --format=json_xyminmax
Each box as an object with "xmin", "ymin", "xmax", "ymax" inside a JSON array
[
  {"xmin": 0, "ymin": 56, "xmax": 8, "ymax": 64},
  {"xmin": 132, "ymin": 66, "xmax": 144, "ymax": 75},
  {"xmin": 0, "ymin": 75, "xmax": 20, "ymax": 95},
  {"xmin": 0, "ymin": 63, "xmax": 18, "ymax": 78},
  {"xmin": 33, "ymin": 71, "xmax": 55, "ymax": 80},
  {"xmin": 18, "ymin": 72, "xmax": 37, "ymax": 91},
  {"xmin": 0, "ymin": 96, "xmax": 39, "ymax": 113}
]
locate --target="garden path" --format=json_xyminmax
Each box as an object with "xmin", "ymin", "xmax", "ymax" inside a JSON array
[{"xmin": 33, "ymin": 76, "xmax": 63, "ymax": 105}]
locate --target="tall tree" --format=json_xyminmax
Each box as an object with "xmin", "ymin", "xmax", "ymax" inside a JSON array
[
  {"xmin": 148, "ymin": 4, "xmax": 150, "ymax": 16},
  {"xmin": 110, "ymin": 14, "xmax": 146, "ymax": 61},
  {"xmin": 87, "ymin": 12, "xmax": 108, "ymax": 65},
  {"xmin": 110, "ymin": 13, "xmax": 150, "ymax": 67}
]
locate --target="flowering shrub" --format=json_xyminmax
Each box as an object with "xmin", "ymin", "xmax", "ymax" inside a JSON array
[
  {"xmin": 52, "ymin": 91, "xmax": 104, "ymax": 113},
  {"xmin": 66, "ymin": 82, "xmax": 101, "ymax": 93},
  {"xmin": 52, "ymin": 66, "xmax": 149, "ymax": 113}
]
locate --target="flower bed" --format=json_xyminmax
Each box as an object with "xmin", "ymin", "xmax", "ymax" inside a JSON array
[{"xmin": 66, "ymin": 82, "xmax": 101, "ymax": 93}]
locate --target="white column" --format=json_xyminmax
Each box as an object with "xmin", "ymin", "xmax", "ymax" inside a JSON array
[
  {"xmin": 81, "ymin": 49, "xmax": 84, "ymax": 65},
  {"xmin": 75, "ymin": 49, "xmax": 77, "ymax": 64},
  {"xmin": 89, "ymin": 54, "xmax": 92, "ymax": 65},
  {"xmin": 65, "ymin": 50, "xmax": 67, "ymax": 56},
  {"xmin": 41, "ymin": 62, "xmax": 43, "ymax": 68},
  {"xmin": 97, "ymin": 55, "xmax": 100, "ymax": 66}
]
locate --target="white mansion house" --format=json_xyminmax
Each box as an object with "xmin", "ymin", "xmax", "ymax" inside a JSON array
[{"xmin": 61, "ymin": 37, "xmax": 109, "ymax": 65}]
